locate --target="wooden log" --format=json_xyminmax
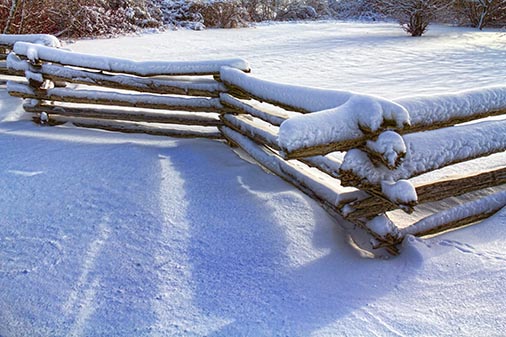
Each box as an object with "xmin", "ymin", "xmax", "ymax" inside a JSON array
[
  {"xmin": 280, "ymin": 111, "xmax": 506, "ymax": 160},
  {"xmin": 281, "ymin": 87, "xmax": 506, "ymax": 160},
  {"xmin": 0, "ymin": 61, "xmax": 7, "ymax": 72},
  {"xmin": 404, "ymin": 108, "xmax": 506, "ymax": 134},
  {"xmin": 222, "ymin": 111, "xmax": 347, "ymax": 180},
  {"xmin": 220, "ymin": 93, "xmax": 294, "ymax": 126},
  {"xmin": 24, "ymin": 103, "xmax": 222, "ymax": 126},
  {"xmin": 222, "ymin": 67, "xmax": 386, "ymax": 115},
  {"xmin": 221, "ymin": 114, "xmax": 280, "ymax": 150},
  {"xmin": 0, "ymin": 68, "xmax": 24, "ymax": 77},
  {"xmin": 7, "ymin": 54, "xmax": 226, "ymax": 97},
  {"xmin": 337, "ymin": 168, "xmax": 418, "ymax": 214},
  {"xmin": 8, "ymin": 82, "xmax": 224, "ymax": 113},
  {"xmin": 362, "ymin": 131, "xmax": 406, "ymax": 170},
  {"xmin": 345, "ymin": 166, "xmax": 506, "ymax": 220},
  {"xmin": 399, "ymin": 190, "xmax": 506, "ymax": 238},
  {"xmin": 360, "ymin": 185, "xmax": 417, "ymax": 216},
  {"xmin": 0, "ymin": 61, "xmax": 24, "ymax": 76},
  {"xmin": 220, "ymin": 126, "xmax": 362, "ymax": 206},
  {"xmin": 408, "ymin": 210, "xmax": 498, "ymax": 239},
  {"xmin": 284, "ymin": 129, "xmax": 408, "ymax": 165},
  {"xmin": 283, "ymin": 138, "xmax": 370, "ymax": 160},
  {"xmin": 299, "ymin": 155, "xmax": 343, "ymax": 180},
  {"xmin": 39, "ymin": 115, "xmax": 223, "ymax": 139},
  {"xmin": 360, "ymin": 145, "xmax": 405, "ymax": 170},
  {"xmin": 224, "ymin": 111, "xmax": 347, "ymax": 180},
  {"xmin": 416, "ymin": 167, "xmax": 506, "ymax": 203},
  {"xmin": 224, "ymin": 82, "xmax": 311, "ymax": 114}
]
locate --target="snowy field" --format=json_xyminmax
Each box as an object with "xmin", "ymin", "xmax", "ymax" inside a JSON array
[{"xmin": 1, "ymin": 21, "xmax": 506, "ymax": 336}]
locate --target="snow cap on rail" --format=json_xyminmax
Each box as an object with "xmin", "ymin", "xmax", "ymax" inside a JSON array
[
  {"xmin": 277, "ymin": 94, "xmax": 410, "ymax": 154},
  {"xmin": 12, "ymin": 42, "xmax": 250, "ymax": 76},
  {"xmin": 340, "ymin": 119, "xmax": 506, "ymax": 185},
  {"xmin": 0, "ymin": 34, "xmax": 60, "ymax": 48},
  {"xmin": 221, "ymin": 66, "xmax": 365, "ymax": 113},
  {"xmin": 395, "ymin": 86, "xmax": 506, "ymax": 127}
]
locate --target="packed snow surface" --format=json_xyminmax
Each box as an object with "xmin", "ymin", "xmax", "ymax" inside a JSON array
[{"xmin": 1, "ymin": 22, "xmax": 506, "ymax": 336}]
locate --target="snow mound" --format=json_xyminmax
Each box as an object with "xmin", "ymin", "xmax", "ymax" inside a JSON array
[
  {"xmin": 277, "ymin": 94, "xmax": 409, "ymax": 153},
  {"xmin": 381, "ymin": 179, "xmax": 417, "ymax": 206},
  {"xmin": 367, "ymin": 131, "xmax": 407, "ymax": 169}
]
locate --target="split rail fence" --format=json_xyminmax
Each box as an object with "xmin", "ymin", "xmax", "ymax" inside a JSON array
[
  {"xmin": 2, "ymin": 34, "xmax": 505, "ymax": 255},
  {"xmin": 0, "ymin": 34, "xmax": 60, "ymax": 81}
]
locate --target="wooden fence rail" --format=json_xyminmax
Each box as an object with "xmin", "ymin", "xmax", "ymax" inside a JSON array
[
  {"xmin": 5, "ymin": 39, "xmax": 250, "ymax": 139},
  {"xmin": 217, "ymin": 67, "xmax": 506, "ymax": 255},
  {"xmin": 0, "ymin": 34, "xmax": 60, "ymax": 79},
  {"xmin": 4, "ymin": 34, "xmax": 505, "ymax": 256}
]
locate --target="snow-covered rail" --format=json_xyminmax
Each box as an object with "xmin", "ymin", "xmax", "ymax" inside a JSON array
[
  {"xmin": 4, "ymin": 37, "xmax": 506, "ymax": 255},
  {"xmin": 0, "ymin": 34, "xmax": 60, "ymax": 79},
  {"xmin": 6, "ymin": 41, "xmax": 250, "ymax": 139},
  {"xmin": 219, "ymin": 68, "xmax": 506, "ymax": 255}
]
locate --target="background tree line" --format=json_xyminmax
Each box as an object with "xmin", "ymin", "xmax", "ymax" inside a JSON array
[{"xmin": 1, "ymin": 0, "xmax": 505, "ymax": 38}]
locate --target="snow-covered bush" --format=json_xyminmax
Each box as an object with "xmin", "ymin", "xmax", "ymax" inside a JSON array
[
  {"xmin": 153, "ymin": 0, "xmax": 249, "ymax": 30},
  {"xmin": 378, "ymin": 0, "xmax": 452, "ymax": 36},
  {"xmin": 154, "ymin": 0, "xmax": 204, "ymax": 30},
  {"xmin": 454, "ymin": 0, "xmax": 506, "ymax": 29},
  {"xmin": 0, "ymin": 0, "xmax": 163, "ymax": 38},
  {"xmin": 306, "ymin": 0, "xmax": 334, "ymax": 17},
  {"xmin": 191, "ymin": 0, "xmax": 249, "ymax": 28},
  {"xmin": 238, "ymin": 0, "xmax": 333, "ymax": 22},
  {"xmin": 332, "ymin": 0, "xmax": 385, "ymax": 21},
  {"xmin": 1, "ymin": 0, "xmax": 57, "ymax": 35},
  {"xmin": 240, "ymin": 0, "xmax": 276, "ymax": 21},
  {"xmin": 57, "ymin": 3, "xmax": 134, "ymax": 37},
  {"xmin": 275, "ymin": 0, "xmax": 334, "ymax": 21},
  {"xmin": 275, "ymin": 1, "xmax": 318, "ymax": 21}
]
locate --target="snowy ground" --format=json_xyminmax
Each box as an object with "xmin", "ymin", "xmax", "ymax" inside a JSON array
[{"xmin": 1, "ymin": 21, "xmax": 505, "ymax": 336}]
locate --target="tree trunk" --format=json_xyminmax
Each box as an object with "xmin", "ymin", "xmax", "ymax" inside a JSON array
[
  {"xmin": 17, "ymin": 0, "xmax": 25, "ymax": 34},
  {"xmin": 3, "ymin": 0, "xmax": 21, "ymax": 34},
  {"xmin": 477, "ymin": 7, "xmax": 488, "ymax": 30}
]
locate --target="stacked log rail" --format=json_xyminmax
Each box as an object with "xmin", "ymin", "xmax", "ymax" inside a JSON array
[
  {"xmin": 6, "ymin": 41, "xmax": 250, "ymax": 139},
  {"xmin": 218, "ymin": 67, "xmax": 506, "ymax": 254},
  {"xmin": 0, "ymin": 34, "xmax": 60, "ymax": 79}
]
